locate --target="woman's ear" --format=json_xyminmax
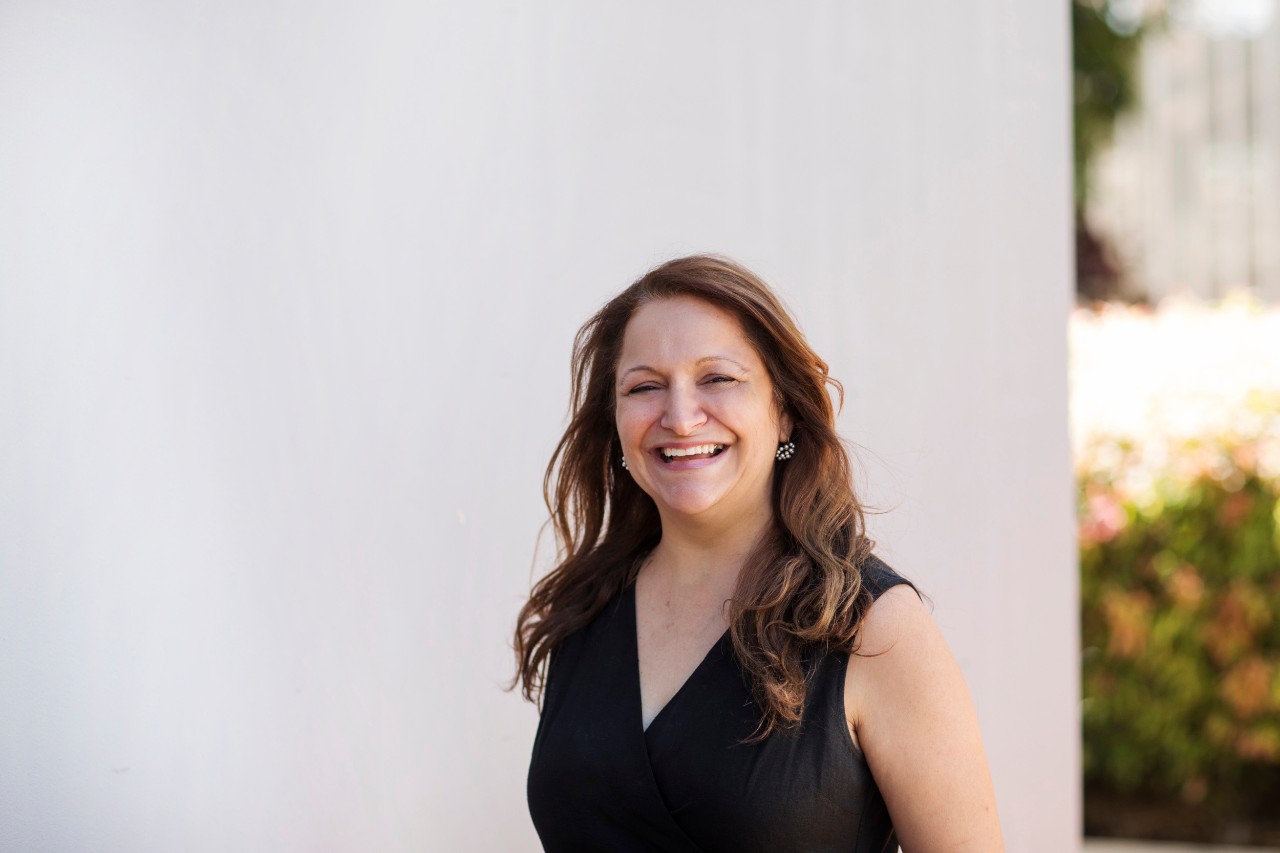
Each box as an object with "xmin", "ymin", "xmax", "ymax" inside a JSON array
[{"xmin": 778, "ymin": 409, "xmax": 794, "ymax": 443}]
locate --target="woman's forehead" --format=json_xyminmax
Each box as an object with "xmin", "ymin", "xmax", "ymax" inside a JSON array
[{"xmin": 618, "ymin": 296, "xmax": 760, "ymax": 367}]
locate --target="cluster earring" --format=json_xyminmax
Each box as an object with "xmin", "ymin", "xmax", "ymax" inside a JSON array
[
  {"xmin": 620, "ymin": 456, "xmax": 628, "ymax": 470},
  {"xmin": 775, "ymin": 440, "xmax": 796, "ymax": 461}
]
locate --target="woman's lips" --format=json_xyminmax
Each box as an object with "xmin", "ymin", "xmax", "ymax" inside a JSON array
[
  {"xmin": 658, "ymin": 443, "xmax": 726, "ymax": 461},
  {"xmin": 652, "ymin": 444, "xmax": 728, "ymax": 469}
]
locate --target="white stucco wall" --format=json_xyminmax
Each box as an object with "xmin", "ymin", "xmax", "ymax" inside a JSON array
[{"xmin": 0, "ymin": 3, "xmax": 1075, "ymax": 851}]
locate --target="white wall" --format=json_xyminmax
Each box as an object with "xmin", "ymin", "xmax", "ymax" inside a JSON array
[{"xmin": 0, "ymin": 3, "xmax": 1075, "ymax": 851}]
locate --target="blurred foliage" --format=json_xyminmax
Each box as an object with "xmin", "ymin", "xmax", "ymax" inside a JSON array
[
  {"xmin": 1080, "ymin": 418, "xmax": 1280, "ymax": 830},
  {"xmin": 1073, "ymin": 0, "xmax": 1146, "ymax": 208},
  {"xmin": 1073, "ymin": 0, "xmax": 1149, "ymax": 301}
]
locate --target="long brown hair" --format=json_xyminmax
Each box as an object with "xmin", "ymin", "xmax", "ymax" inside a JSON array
[{"xmin": 514, "ymin": 255, "xmax": 883, "ymax": 738}]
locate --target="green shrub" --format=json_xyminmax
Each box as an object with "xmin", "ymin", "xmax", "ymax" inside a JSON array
[{"xmin": 1080, "ymin": 425, "xmax": 1280, "ymax": 814}]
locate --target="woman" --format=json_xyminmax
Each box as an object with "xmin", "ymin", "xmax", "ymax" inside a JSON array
[{"xmin": 514, "ymin": 256, "xmax": 1002, "ymax": 851}]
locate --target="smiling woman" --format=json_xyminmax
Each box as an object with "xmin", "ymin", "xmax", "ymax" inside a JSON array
[{"xmin": 513, "ymin": 256, "xmax": 1003, "ymax": 852}]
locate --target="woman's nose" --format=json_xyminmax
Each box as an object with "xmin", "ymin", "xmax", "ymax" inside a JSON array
[{"xmin": 660, "ymin": 384, "xmax": 707, "ymax": 435}]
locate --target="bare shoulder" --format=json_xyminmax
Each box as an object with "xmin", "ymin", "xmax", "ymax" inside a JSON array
[
  {"xmin": 844, "ymin": 584, "xmax": 949, "ymax": 741},
  {"xmin": 843, "ymin": 584, "xmax": 1004, "ymax": 851},
  {"xmin": 851, "ymin": 582, "xmax": 932, "ymax": 657}
]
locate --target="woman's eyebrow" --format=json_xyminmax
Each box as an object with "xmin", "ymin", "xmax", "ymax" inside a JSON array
[
  {"xmin": 697, "ymin": 356, "xmax": 749, "ymax": 371},
  {"xmin": 619, "ymin": 356, "xmax": 749, "ymax": 379}
]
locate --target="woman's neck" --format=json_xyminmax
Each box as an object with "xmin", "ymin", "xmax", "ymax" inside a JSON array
[{"xmin": 646, "ymin": 503, "xmax": 775, "ymax": 592}]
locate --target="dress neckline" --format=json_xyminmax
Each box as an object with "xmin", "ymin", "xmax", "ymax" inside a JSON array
[{"xmin": 627, "ymin": 581, "xmax": 732, "ymax": 735}]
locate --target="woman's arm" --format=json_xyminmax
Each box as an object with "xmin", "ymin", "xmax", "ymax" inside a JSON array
[{"xmin": 845, "ymin": 585, "xmax": 1004, "ymax": 851}]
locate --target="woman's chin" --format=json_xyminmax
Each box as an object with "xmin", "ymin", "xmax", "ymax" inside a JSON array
[{"xmin": 652, "ymin": 489, "xmax": 740, "ymax": 524}]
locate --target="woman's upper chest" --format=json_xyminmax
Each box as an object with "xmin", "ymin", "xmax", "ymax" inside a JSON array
[{"xmin": 634, "ymin": 571, "xmax": 736, "ymax": 730}]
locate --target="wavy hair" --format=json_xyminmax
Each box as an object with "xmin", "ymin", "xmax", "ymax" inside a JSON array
[{"xmin": 513, "ymin": 255, "xmax": 886, "ymax": 738}]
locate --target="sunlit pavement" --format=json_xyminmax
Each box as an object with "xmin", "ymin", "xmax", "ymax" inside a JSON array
[{"xmin": 1085, "ymin": 840, "xmax": 1280, "ymax": 852}]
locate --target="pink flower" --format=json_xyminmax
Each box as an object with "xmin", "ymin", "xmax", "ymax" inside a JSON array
[{"xmin": 1080, "ymin": 488, "xmax": 1128, "ymax": 546}]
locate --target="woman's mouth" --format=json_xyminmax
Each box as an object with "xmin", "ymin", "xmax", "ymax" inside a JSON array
[{"xmin": 658, "ymin": 443, "xmax": 726, "ymax": 463}]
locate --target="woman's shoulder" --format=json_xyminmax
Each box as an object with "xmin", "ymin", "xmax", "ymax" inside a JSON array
[
  {"xmin": 841, "ymin": 560, "xmax": 937, "ymax": 749},
  {"xmin": 841, "ymin": 567, "xmax": 1004, "ymax": 848}
]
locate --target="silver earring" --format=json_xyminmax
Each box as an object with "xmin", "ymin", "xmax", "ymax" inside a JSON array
[
  {"xmin": 620, "ymin": 456, "xmax": 628, "ymax": 470},
  {"xmin": 775, "ymin": 440, "xmax": 796, "ymax": 461}
]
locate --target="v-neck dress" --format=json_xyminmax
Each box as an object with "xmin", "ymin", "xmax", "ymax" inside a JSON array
[{"xmin": 527, "ymin": 555, "xmax": 908, "ymax": 852}]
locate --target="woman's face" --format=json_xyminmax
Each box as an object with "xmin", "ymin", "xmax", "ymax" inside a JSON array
[{"xmin": 615, "ymin": 295, "xmax": 791, "ymax": 527}]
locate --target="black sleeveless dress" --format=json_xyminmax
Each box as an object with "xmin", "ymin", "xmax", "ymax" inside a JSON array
[{"xmin": 527, "ymin": 556, "xmax": 908, "ymax": 852}]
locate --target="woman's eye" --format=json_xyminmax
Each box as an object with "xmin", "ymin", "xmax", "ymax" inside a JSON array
[
  {"xmin": 707, "ymin": 375, "xmax": 737, "ymax": 385},
  {"xmin": 628, "ymin": 384, "xmax": 658, "ymax": 395}
]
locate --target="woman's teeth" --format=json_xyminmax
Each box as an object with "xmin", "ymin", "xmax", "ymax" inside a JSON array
[{"xmin": 659, "ymin": 444, "xmax": 725, "ymax": 462}]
